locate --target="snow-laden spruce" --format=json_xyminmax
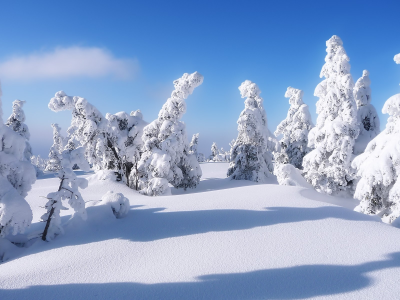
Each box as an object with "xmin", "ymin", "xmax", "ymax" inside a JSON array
[
  {"xmin": 210, "ymin": 142, "xmax": 219, "ymax": 161},
  {"xmin": 138, "ymin": 72, "xmax": 203, "ymax": 196},
  {"xmin": 227, "ymin": 80, "xmax": 274, "ymax": 182},
  {"xmin": 303, "ymin": 35, "xmax": 359, "ymax": 195},
  {"xmin": 189, "ymin": 133, "xmax": 200, "ymax": 160},
  {"xmin": 353, "ymin": 70, "xmax": 380, "ymax": 154},
  {"xmin": 31, "ymin": 155, "xmax": 47, "ymax": 175},
  {"xmin": 0, "ymin": 83, "xmax": 36, "ymax": 238},
  {"xmin": 274, "ymin": 87, "xmax": 313, "ymax": 169},
  {"xmin": 45, "ymin": 123, "xmax": 65, "ymax": 172},
  {"xmin": 48, "ymin": 91, "xmax": 146, "ymax": 187},
  {"xmin": 352, "ymin": 57, "xmax": 400, "ymax": 224},
  {"xmin": 5, "ymin": 99, "xmax": 32, "ymax": 161},
  {"xmin": 41, "ymin": 147, "xmax": 90, "ymax": 241}
]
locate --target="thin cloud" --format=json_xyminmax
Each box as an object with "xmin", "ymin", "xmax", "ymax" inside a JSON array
[{"xmin": 0, "ymin": 46, "xmax": 138, "ymax": 80}]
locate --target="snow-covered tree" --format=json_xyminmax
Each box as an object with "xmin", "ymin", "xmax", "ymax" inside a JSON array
[
  {"xmin": 210, "ymin": 142, "xmax": 219, "ymax": 161},
  {"xmin": 41, "ymin": 147, "xmax": 90, "ymax": 241},
  {"xmin": 227, "ymin": 80, "xmax": 274, "ymax": 182},
  {"xmin": 274, "ymin": 87, "xmax": 313, "ymax": 169},
  {"xmin": 0, "ymin": 83, "xmax": 36, "ymax": 238},
  {"xmin": 31, "ymin": 155, "xmax": 47, "ymax": 175},
  {"xmin": 303, "ymin": 35, "xmax": 359, "ymax": 195},
  {"xmin": 189, "ymin": 133, "xmax": 200, "ymax": 160},
  {"xmin": 352, "ymin": 55, "xmax": 400, "ymax": 223},
  {"xmin": 138, "ymin": 72, "xmax": 204, "ymax": 196},
  {"xmin": 5, "ymin": 100, "xmax": 32, "ymax": 161},
  {"xmin": 45, "ymin": 123, "xmax": 65, "ymax": 172},
  {"xmin": 48, "ymin": 91, "xmax": 146, "ymax": 187},
  {"xmin": 197, "ymin": 153, "xmax": 205, "ymax": 162},
  {"xmin": 353, "ymin": 70, "xmax": 380, "ymax": 154}
]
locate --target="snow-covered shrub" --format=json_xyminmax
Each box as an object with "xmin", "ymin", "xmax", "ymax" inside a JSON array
[
  {"xmin": 5, "ymin": 99, "xmax": 32, "ymax": 161},
  {"xmin": 353, "ymin": 70, "xmax": 380, "ymax": 154},
  {"xmin": 227, "ymin": 80, "xmax": 274, "ymax": 182},
  {"xmin": 138, "ymin": 72, "xmax": 204, "ymax": 196},
  {"xmin": 352, "ymin": 57, "xmax": 400, "ymax": 223},
  {"xmin": 48, "ymin": 91, "xmax": 146, "ymax": 187},
  {"xmin": 274, "ymin": 87, "xmax": 313, "ymax": 169},
  {"xmin": 45, "ymin": 123, "xmax": 65, "ymax": 172},
  {"xmin": 41, "ymin": 147, "xmax": 90, "ymax": 241},
  {"xmin": 275, "ymin": 163, "xmax": 312, "ymax": 188},
  {"xmin": 101, "ymin": 191, "xmax": 130, "ymax": 219},
  {"xmin": 303, "ymin": 35, "xmax": 359, "ymax": 195},
  {"xmin": 0, "ymin": 83, "xmax": 36, "ymax": 238}
]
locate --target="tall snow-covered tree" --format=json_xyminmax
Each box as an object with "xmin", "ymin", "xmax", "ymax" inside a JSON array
[
  {"xmin": 353, "ymin": 70, "xmax": 380, "ymax": 154},
  {"xmin": 41, "ymin": 147, "xmax": 90, "ymax": 241},
  {"xmin": 352, "ymin": 55, "xmax": 400, "ymax": 224},
  {"xmin": 303, "ymin": 35, "xmax": 359, "ymax": 195},
  {"xmin": 48, "ymin": 91, "xmax": 146, "ymax": 187},
  {"xmin": 274, "ymin": 87, "xmax": 313, "ymax": 169},
  {"xmin": 189, "ymin": 133, "xmax": 200, "ymax": 159},
  {"xmin": 138, "ymin": 72, "xmax": 204, "ymax": 196},
  {"xmin": 45, "ymin": 123, "xmax": 65, "ymax": 172},
  {"xmin": 0, "ymin": 83, "xmax": 36, "ymax": 238},
  {"xmin": 5, "ymin": 100, "xmax": 32, "ymax": 161},
  {"xmin": 227, "ymin": 80, "xmax": 274, "ymax": 182}
]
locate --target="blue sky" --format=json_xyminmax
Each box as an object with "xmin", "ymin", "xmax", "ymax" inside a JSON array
[{"xmin": 1, "ymin": 0, "xmax": 400, "ymax": 157}]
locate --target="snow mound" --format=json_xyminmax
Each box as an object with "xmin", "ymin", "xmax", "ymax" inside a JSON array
[
  {"xmin": 101, "ymin": 191, "xmax": 130, "ymax": 219},
  {"xmin": 275, "ymin": 163, "xmax": 312, "ymax": 188}
]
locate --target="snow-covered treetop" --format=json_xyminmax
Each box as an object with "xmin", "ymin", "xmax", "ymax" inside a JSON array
[
  {"xmin": 48, "ymin": 90, "xmax": 75, "ymax": 111},
  {"xmin": 239, "ymin": 80, "xmax": 261, "ymax": 98},
  {"xmin": 6, "ymin": 99, "xmax": 30, "ymax": 141},
  {"xmin": 158, "ymin": 72, "xmax": 204, "ymax": 122},
  {"xmin": 284, "ymin": 87, "xmax": 304, "ymax": 106},
  {"xmin": 354, "ymin": 70, "xmax": 371, "ymax": 107},
  {"xmin": 382, "ymin": 94, "xmax": 400, "ymax": 120},
  {"xmin": 394, "ymin": 53, "xmax": 400, "ymax": 64}
]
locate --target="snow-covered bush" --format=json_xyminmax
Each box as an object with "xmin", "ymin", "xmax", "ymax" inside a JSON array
[
  {"xmin": 352, "ymin": 56, "xmax": 400, "ymax": 223},
  {"xmin": 48, "ymin": 91, "xmax": 146, "ymax": 187},
  {"xmin": 45, "ymin": 123, "xmax": 65, "ymax": 172},
  {"xmin": 303, "ymin": 35, "xmax": 359, "ymax": 195},
  {"xmin": 101, "ymin": 191, "xmax": 130, "ymax": 219},
  {"xmin": 41, "ymin": 147, "xmax": 90, "ymax": 241},
  {"xmin": 275, "ymin": 163, "xmax": 312, "ymax": 188},
  {"xmin": 227, "ymin": 80, "xmax": 274, "ymax": 182},
  {"xmin": 138, "ymin": 72, "xmax": 204, "ymax": 196},
  {"xmin": 353, "ymin": 70, "xmax": 380, "ymax": 154},
  {"xmin": 5, "ymin": 99, "xmax": 32, "ymax": 161},
  {"xmin": 274, "ymin": 87, "xmax": 313, "ymax": 169},
  {"xmin": 0, "ymin": 84, "xmax": 36, "ymax": 238}
]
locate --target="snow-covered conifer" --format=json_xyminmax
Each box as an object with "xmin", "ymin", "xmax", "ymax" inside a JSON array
[
  {"xmin": 6, "ymin": 100, "xmax": 32, "ymax": 161},
  {"xmin": 41, "ymin": 147, "xmax": 90, "ymax": 241},
  {"xmin": 210, "ymin": 142, "xmax": 218, "ymax": 161},
  {"xmin": 138, "ymin": 72, "xmax": 204, "ymax": 196},
  {"xmin": 189, "ymin": 133, "xmax": 200, "ymax": 159},
  {"xmin": 45, "ymin": 123, "xmax": 65, "ymax": 172},
  {"xmin": 352, "ymin": 56, "xmax": 400, "ymax": 223},
  {"xmin": 227, "ymin": 80, "xmax": 274, "ymax": 182},
  {"xmin": 31, "ymin": 155, "xmax": 47, "ymax": 175},
  {"xmin": 303, "ymin": 35, "xmax": 359, "ymax": 195},
  {"xmin": 274, "ymin": 87, "xmax": 313, "ymax": 169},
  {"xmin": 0, "ymin": 83, "xmax": 36, "ymax": 238},
  {"xmin": 353, "ymin": 70, "xmax": 380, "ymax": 154}
]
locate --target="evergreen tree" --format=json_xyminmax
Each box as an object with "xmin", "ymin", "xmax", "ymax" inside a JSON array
[
  {"xmin": 0, "ymin": 83, "xmax": 36, "ymax": 238},
  {"xmin": 227, "ymin": 80, "xmax": 274, "ymax": 182},
  {"xmin": 5, "ymin": 99, "xmax": 32, "ymax": 161},
  {"xmin": 352, "ymin": 55, "xmax": 400, "ymax": 223},
  {"xmin": 138, "ymin": 72, "xmax": 204, "ymax": 196},
  {"xmin": 45, "ymin": 123, "xmax": 65, "ymax": 172},
  {"xmin": 274, "ymin": 87, "xmax": 313, "ymax": 169},
  {"xmin": 303, "ymin": 35, "xmax": 359, "ymax": 195},
  {"xmin": 353, "ymin": 70, "xmax": 380, "ymax": 154},
  {"xmin": 189, "ymin": 133, "xmax": 200, "ymax": 160},
  {"xmin": 210, "ymin": 142, "xmax": 219, "ymax": 161}
]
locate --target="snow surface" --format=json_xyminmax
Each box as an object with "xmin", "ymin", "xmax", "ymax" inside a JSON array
[{"xmin": 1, "ymin": 163, "xmax": 400, "ymax": 299}]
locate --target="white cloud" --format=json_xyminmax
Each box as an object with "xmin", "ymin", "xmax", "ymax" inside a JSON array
[
  {"xmin": 0, "ymin": 47, "xmax": 138, "ymax": 80},
  {"xmin": 395, "ymin": 53, "xmax": 400, "ymax": 64}
]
